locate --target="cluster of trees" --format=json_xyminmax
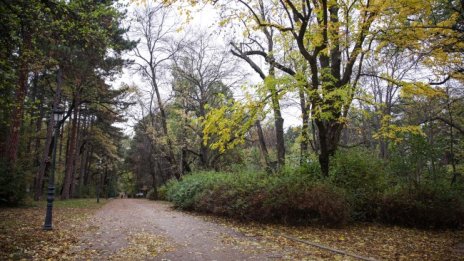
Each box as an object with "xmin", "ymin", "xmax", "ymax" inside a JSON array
[
  {"xmin": 1, "ymin": 0, "xmax": 462, "ymax": 212},
  {"xmin": 0, "ymin": 0, "xmax": 134, "ymax": 205},
  {"xmin": 127, "ymin": 0, "xmax": 464, "ymax": 200}
]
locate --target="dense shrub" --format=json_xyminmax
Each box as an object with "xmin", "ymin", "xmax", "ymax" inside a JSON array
[
  {"xmin": 330, "ymin": 149, "xmax": 388, "ymax": 221},
  {"xmin": 379, "ymin": 184, "xmax": 464, "ymax": 229},
  {"xmin": 163, "ymin": 171, "xmax": 350, "ymax": 226},
  {"xmin": 0, "ymin": 161, "xmax": 27, "ymax": 206},
  {"xmin": 160, "ymin": 148, "xmax": 464, "ymax": 229}
]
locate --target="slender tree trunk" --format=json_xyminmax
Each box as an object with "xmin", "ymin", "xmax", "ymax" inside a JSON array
[
  {"xmin": 76, "ymin": 109, "xmax": 87, "ymax": 196},
  {"xmin": 78, "ymin": 147, "xmax": 88, "ymax": 192},
  {"xmin": 62, "ymin": 95, "xmax": 80, "ymax": 199},
  {"xmin": 34, "ymin": 74, "xmax": 45, "ymax": 163},
  {"xmin": 70, "ymin": 108, "xmax": 82, "ymax": 197},
  {"xmin": 447, "ymin": 97, "xmax": 458, "ymax": 184},
  {"xmin": 267, "ymin": 49, "xmax": 285, "ymax": 167},
  {"xmin": 25, "ymin": 73, "xmax": 39, "ymax": 155},
  {"xmin": 152, "ymin": 78, "xmax": 179, "ymax": 179},
  {"xmin": 148, "ymin": 144, "xmax": 158, "ymax": 199},
  {"xmin": 83, "ymin": 147, "xmax": 93, "ymax": 186},
  {"xmin": 379, "ymin": 139, "xmax": 389, "ymax": 159},
  {"xmin": 273, "ymin": 106, "xmax": 285, "ymax": 167},
  {"xmin": 180, "ymin": 104, "xmax": 191, "ymax": 174},
  {"xmin": 255, "ymin": 120, "xmax": 270, "ymax": 169},
  {"xmin": 104, "ymin": 163, "xmax": 109, "ymax": 199},
  {"xmin": 299, "ymin": 88, "xmax": 310, "ymax": 165}
]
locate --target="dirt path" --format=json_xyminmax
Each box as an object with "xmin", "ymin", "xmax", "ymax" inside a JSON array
[{"xmin": 74, "ymin": 199, "xmax": 280, "ymax": 260}]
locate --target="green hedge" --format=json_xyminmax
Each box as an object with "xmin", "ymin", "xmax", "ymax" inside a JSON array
[
  {"xmin": 160, "ymin": 148, "xmax": 464, "ymax": 228},
  {"xmin": 164, "ymin": 171, "xmax": 349, "ymax": 226}
]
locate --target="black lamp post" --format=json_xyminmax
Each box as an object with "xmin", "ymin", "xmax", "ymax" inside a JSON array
[{"xmin": 43, "ymin": 107, "xmax": 64, "ymax": 230}]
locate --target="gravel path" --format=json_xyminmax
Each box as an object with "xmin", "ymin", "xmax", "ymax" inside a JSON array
[{"xmin": 75, "ymin": 199, "xmax": 276, "ymax": 260}]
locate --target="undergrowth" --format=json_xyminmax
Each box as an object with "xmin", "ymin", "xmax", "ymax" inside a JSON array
[{"xmin": 160, "ymin": 148, "xmax": 464, "ymax": 228}]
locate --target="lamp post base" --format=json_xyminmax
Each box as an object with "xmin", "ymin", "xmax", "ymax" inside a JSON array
[{"xmin": 43, "ymin": 185, "xmax": 55, "ymax": 230}]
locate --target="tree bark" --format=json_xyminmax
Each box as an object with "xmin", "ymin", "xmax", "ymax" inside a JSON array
[
  {"xmin": 76, "ymin": 109, "xmax": 88, "ymax": 196},
  {"xmin": 61, "ymin": 94, "xmax": 80, "ymax": 199},
  {"xmin": 4, "ymin": 31, "xmax": 31, "ymax": 167},
  {"xmin": 34, "ymin": 68, "xmax": 63, "ymax": 200},
  {"xmin": 83, "ymin": 147, "xmax": 93, "ymax": 186},
  {"xmin": 299, "ymin": 88, "xmax": 310, "ymax": 165},
  {"xmin": 152, "ymin": 78, "xmax": 179, "ymax": 179},
  {"xmin": 267, "ymin": 33, "xmax": 285, "ymax": 168},
  {"xmin": 70, "ymin": 107, "xmax": 82, "ymax": 197},
  {"xmin": 255, "ymin": 120, "xmax": 271, "ymax": 169},
  {"xmin": 316, "ymin": 120, "xmax": 344, "ymax": 176}
]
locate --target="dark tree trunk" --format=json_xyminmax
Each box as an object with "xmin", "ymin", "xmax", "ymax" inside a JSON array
[
  {"xmin": 152, "ymin": 79, "xmax": 179, "ymax": 180},
  {"xmin": 267, "ymin": 42, "xmax": 285, "ymax": 168},
  {"xmin": 76, "ymin": 109, "xmax": 88, "ymax": 196},
  {"xmin": 274, "ymin": 112, "xmax": 285, "ymax": 167},
  {"xmin": 199, "ymin": 138, "xmax": 209, "ymax": 169},
  {"xmin": 181, "ymin": 148, "xmax": 191, "ymax": 174},
  {"xmin": 70, "ymin": 107, "xmax": 82, "ymax": 197},
  {"xmin": 148, "ymin": 147, "xmax": 158, "ymax": 200},
  {"xmin": 62, "ymin": 96, "xmax": 79, "ymax": 199},
  {"xmin": 34, "ymin": 74, "xmax": 45, "ymax": 164},
  {"xmin": 316, "ymin": 120, "xmax": 344, "ymax": 176},
  {"xmin": 25, "ymin": 73, "xmax": 39, "ymax": 156},
  {"xmin": 299, "ymin": 88, "xmax": 310, "ymax": 164},
  {"xmin": 255, "ymin": 120, "xmax": 270, "ymax": 169},
  {"xmin": 34, "ymin": 68, "xmax": 63, "ymax": 200},
  {"xmin": 83, "ymin": 147, "xmax": 93, "ymax": 186},
  {"xmin": 4, "ymin": 34, "xmax": 31, "ymax": 167}
]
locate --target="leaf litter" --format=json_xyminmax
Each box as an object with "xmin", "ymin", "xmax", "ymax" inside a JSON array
[
  {"xmin": 198, "ymin": 214, "xmax": 464, "ymax": 260},
  {"xmin": 2, "ymin": 200, "xmax": 464, "ymax": 260}
]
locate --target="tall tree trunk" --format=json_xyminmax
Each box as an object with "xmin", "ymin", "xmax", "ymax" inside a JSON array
[
  {"xmin": 148, "ymin": 144, "xmax": 158, "ymax": 199},
  {"xmin": 62, "ymin": 94, "xmax": 80, "ymax": 199},
  {"xmin": 4, "ymin": 32, "xmax": 31, "ymax": 167},
  {"xmin": 78, "ymin": 146, "xmax": 88, "ymax": 192},
  {"xmin": 180, "ymin": 105, "xmax": 191, "ymax": 174},
  {"xmin": 76, "ymin": 109, "xmax": 88, "ymax": 196},
  {"xmin": 34, "ymin": 68, "xmax": 63, "ymax": 200},
  {"xmin": 255, "ymin": 120, "xmax": 270, "ymax": 169},
  {"xmin": 34, "ymin": 74, "xmax": 45, "ymax": 165},
  {"xmin": 70, "ymin": 108, "xmax": 82, "ymax": 197},
  {"xmin": 199, "ymin": 135, "xmax": 209, "ymax": 169},
  {"xmin": 152, "ymin": 79, "xmax": 179, "ymax": 179},
  {"xmin": 316, "ymin": 120, "xmax": 344, "ymax": 176},
  {"xmin": 379, "ymin": 139, "xmax": 389, "ymax": 159},
  {"xmin": 26, "ymin": 73, "xmax": 39, "ymax": 155},
  {"xmin": 299, "ymin": 88, "xmax": 310, "ymax": 165},
  {"xmin": 83, "ymin": 147, "xmax": 93, "ymax": 186},
  {"xmin": 267, "ymin": 35, "xmax": 285, "ymax": 167},
  {"xmin": 270, "ymin": 82, "xmax": 285, "ymax": 167}
]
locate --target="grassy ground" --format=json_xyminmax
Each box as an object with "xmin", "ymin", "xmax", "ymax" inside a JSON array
[
  {"xmin": 32, "ymin": 198, "xmax": 108, "ymax": 208},
  {"xmin": 0, "ymin": 198, "xmax": 107, "ymax": 260}
]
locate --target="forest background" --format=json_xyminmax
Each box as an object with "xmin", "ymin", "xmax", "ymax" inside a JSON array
[{"xmin": 1, "ymin": 0, "xmax": 464, "ymax": 228}]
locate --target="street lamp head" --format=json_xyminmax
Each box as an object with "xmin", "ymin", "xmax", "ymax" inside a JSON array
[{"xmin": 53, "ymin": 105, "xmax": 65, "ymax": 122}]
